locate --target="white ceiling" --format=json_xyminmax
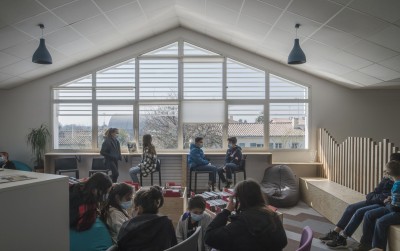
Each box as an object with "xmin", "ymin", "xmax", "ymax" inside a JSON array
[{"xmin": 0, "ymin": 0, "xmax": 400, "ymax": 89}]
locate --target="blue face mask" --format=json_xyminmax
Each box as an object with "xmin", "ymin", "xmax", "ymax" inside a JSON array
[
  {"xmin": 120, "ymin": 200, "xmax": 133, "ymax": 209},
  {"xmin": 191, "ymin": 212, "xmax": 204, "ymax": 222},
  {"xmin": 198, "ymin": 143, "xmax": 204, "ymax": 148},
  {"xmin": 228, "ymin": 144, "xmax": 232, "ymax": 149},
  {"xmin": 0, "ymin": 157, "xmax": 3, "ymax": 162}
]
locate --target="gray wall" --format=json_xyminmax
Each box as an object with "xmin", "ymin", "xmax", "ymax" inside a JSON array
[{"xmin": 1, "ymin": 27, "xmax": 399, "ymax": 166}]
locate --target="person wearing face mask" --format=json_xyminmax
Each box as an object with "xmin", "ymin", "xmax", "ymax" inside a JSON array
[
  {"xmin": 0, "ymin": 152, "xmax": 16, "ymax": 170},
  {"xmin": 188, "ymin": 137, "xmax": 218, "ymax": 191},
  {"xmin": 176, "ymin": 195, "xmax": 213, "ymax": 251},
  {"xmin": 100, "ymin": 128, "xmax": 122, "ymax": 183},
  {"xmin": 101, "ymin": 183, "xmax": 134, "ymax": 243},
  {"xmin": 204, "ymin": 179, "xmax": 287, "ymax": 251},
  {"xmin": 217, "ymin": 137, "xmax": 242, "ymax": 188},
  {"xmin": 117, "ymin": 186, "xmax": 177, "ymax": 251},
  {"xmin": 69, "ymin": 173, "xmax": 114, "ymax": 251}
]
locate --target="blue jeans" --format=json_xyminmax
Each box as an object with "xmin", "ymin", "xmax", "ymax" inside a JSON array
[
  {"xmin": 191, "ymin": 164, "xmax": 217, "ymax": 184},
  {"xmin": 337, "ymin": 201, "xmax": 370, "ymax": 230},
  {"xmin": 217, "ymin": 163, "xmax": 239, "ymax": 182},
  {"xmin": 129, "ymin": 166, "xmax": 140, "ymax": 183},
  {"xmin": 361, "ymin": 205, "xmax": 400, "ymax": 250},
  {"xmin": 342, "ymin": 203, "xmax": 381, "ymax": 237}
]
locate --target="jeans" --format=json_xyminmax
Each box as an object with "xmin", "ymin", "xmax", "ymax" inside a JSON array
[
  {"xmin": 217, "ymin": 163, "xmax": 239, "ymax": 182},
  {"xmin": 337, "ymin": 201, "xmax": 369, "ymax": 230},
  {"xmin": 361, "ymin": 205, "xmax": 400, "ymax": 250},
  {"xmin": 129, "ymin": 166, "xmax": 141, "ymax": 183},
  {"xmin": 342, "ymin": 203, "xmax": 381, "ymax": 237},
  {"xmin": 191, "ymin": 164, "xmax": 217, "ymax": 184}
]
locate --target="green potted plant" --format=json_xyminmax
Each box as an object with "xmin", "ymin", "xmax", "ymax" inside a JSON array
[{"xmin": 26, "ymin": 124, "xmax": 51, "ymax": 170}]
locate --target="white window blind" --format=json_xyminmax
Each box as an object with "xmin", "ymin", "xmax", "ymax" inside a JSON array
[
  {"xmin": 227, "ymin": 59, "xmax": 265, "ymax": 99},
  {"xmin": 184, "ymin": 62, "xmax": 223, "ymax": 99},
  {"xmin": 270, "ymin": 74, "xmax": 308, "ymax": 99},
  {"xmin": 139, "ymin": 59, "xmax": 178, "ymax": 99},
  {"xmin": 182, "ymin": 101, "xmax": 225, "ymax": 123},
  {"xmin": 96, "ymin": 60, "xmax": 135, "ymax": 100},
  {"xmin": 54, "ymin": 75, "xmax": 92, "ymax": 100},
  {"xmin": 184, "ymin": 42, "xmax": 219, "ymax": 56}
]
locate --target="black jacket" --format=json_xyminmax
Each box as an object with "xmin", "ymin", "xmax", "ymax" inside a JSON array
[
  {"xmin": 366, "ymin": 177, "xmax": 393, "ymax": 205},
  {"xmin": 118, "ymin": 214, "xmax": 177, "ymax": 251},
  {"xmin": 205, "ymin": 208, "xmax": 287, "ymax": 251},
  {"xmin": 225, "ymin": 146, "xmax": 243, "ymax": 166},
  {"xmin": 100, "ymin": 137, "xmax": 122, "ymax": 161},
  {"xmin": 1, "ymin": 161, "xmax": 16, "ymax": 170}
]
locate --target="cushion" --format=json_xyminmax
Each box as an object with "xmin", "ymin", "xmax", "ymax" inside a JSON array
[
  {"xmin": 70, "ymin": 218, "xmax": 113, "ymax": 251},
  {"xmin": 260, "ymin": 165, "xmax": 299, "ymax": 207}
]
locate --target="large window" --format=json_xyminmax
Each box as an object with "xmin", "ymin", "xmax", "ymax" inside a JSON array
[{"xmin": 52, "ymin": 41, "xmax": 309, "ymax": 151}]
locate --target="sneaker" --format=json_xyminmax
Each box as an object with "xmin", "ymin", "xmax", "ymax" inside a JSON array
[
  {"xmin": 319, "ymin": 230, "xmax": 339, "ymax": 242},
  {"xmin": 353, "ymin": 243, "xmax": 372, "ymax": 251},
  {"xmin": 326, "ymin": 235, "xmax": 347, "ymax": 249},
  {"xmin": 207, "ymin": 181, "xmax": 215, "ymax": 192}
]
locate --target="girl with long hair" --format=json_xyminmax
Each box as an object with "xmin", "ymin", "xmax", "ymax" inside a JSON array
[
  {"xmin": 101, "ymin": 183, "xmax": 134, "ymax": 243},
  {"xmin": 129, "ymin": 134, "xmax": 158, "ymax": 183},
  {"xmin": 100, "ymin": 127, "xmax": 122, "ymax": 182}
]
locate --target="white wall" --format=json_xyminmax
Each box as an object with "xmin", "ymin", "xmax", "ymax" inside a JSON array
[{"xmin": 1, "ymin": 27, "xmax": 399, "ymax": 165}]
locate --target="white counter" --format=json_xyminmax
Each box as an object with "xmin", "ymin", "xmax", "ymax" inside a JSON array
[{"xmin": 0, "ymin": 169, "xmax": 69, "ymax": 251}]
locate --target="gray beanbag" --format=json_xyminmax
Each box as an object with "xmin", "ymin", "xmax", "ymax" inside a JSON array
[{"xmin": 260, "ymin": 164, "xmax": 299, "ymax": 207}]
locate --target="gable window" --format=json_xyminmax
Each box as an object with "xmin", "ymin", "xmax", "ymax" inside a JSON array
[{"xmin": 52, "ymin": 41, "xmax": 309, "ymax": 151}]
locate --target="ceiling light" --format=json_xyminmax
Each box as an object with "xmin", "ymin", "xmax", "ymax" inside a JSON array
[
  {"xmin": 32, "ymin": 24, "xmax": 52, "ymax": 65},
  {"xmin": 288, "ymin": 23, "xmax": 306, "ymax": 65}
]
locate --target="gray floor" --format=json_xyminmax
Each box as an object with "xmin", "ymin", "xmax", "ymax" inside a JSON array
[{"xmin": 281, "ymin": 201, "xmax": 359, "ymax": 251}]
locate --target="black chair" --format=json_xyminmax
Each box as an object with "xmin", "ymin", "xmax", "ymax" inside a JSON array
[
  {"xmin": 164, "ymin": 226, "xmax": 201, "ymax": 251},
  {"xmin": 218, "ymin": 154, "xmax": 247, "ymax": 190},
  {"xmin": 140, "ymin": 159, "xmax": 161, "ymax": 186},
  {"xmin": 54, "ymin": 157, "xmax": 79, "ymax": 178},
  {"xmin": 89, "ymin": 158, "xmax": 111, "ymax": 177},
  {"xmin": 188, "ymin": 155, "xmax": 215, "ymax": 194}
]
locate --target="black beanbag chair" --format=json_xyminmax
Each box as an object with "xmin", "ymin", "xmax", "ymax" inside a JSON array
[{"xmin": 260, "ymin": 164, "xmax": 299, "ymax": 207}]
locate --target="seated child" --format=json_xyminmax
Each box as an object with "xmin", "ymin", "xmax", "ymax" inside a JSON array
[
  {"xmin": 176, "ymin": 195, "xmax": 213, "ymax": 251},
  {"xmin": 101, "ymin": 183, "xmax": 134, "ymax": 243}
]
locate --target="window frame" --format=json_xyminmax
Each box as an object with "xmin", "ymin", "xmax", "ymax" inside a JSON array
[{"xmin": 51, "ymin": 40, "xmax": 310, "ymax": 152}]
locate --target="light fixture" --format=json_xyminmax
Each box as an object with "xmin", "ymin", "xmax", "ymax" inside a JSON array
[
  {"xmin": 32, "ymin": 24, "xmax": 52, "ymax": 64},
  {"xmin": 288, "ymin": 23, "xmax": 306, "ymax": 65}
]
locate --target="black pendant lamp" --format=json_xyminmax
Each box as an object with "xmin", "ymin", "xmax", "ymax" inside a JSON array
[
  {"xmin": 288, "ymin": 23, "xmax": 306, "ymax": 65},
  {"xmin": 32, "ymin": 24, "xmax": 52, "ymax": 64}
]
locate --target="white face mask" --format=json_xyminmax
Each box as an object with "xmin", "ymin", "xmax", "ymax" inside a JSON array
[
  {"xmin": 191, "ymin": 212, "xmax": 204, "ymax": 222},
  {"xmin": 120, "ymin": 200, "xmax": 133, "ymax": 209}
]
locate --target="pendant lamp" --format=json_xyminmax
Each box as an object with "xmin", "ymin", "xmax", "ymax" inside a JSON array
[
  {"xmin": 288, "ymin": 23, "xmax": 306, "ymax": 65},
  {"xmin": 32, "ymin": 24, "xmax": 52, "ymax": 64}
]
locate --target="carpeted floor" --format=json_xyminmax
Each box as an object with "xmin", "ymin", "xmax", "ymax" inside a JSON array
[{"xmin": 281, "ymin": 201, "xmax": 359, "ymax": 251}]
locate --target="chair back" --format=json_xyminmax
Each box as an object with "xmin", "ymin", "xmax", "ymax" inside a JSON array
[
  {"xmin": 55, "ymin": 158, "xmax": 78, "ymax": 172},
  {"xmin": 164, "ymin": 226, "xmax": 201, "ymax": 251},
  {"xmin": 296, "ymin": 226, "xmax": 313, "ymax": 251},
  {"xmin": 239, "ymin": 154, "xmax": 247, "ymax": 170},
  {"xmin": 156, "ymin": 159, "xmax": 161, "ymax": 172},
  {"xmin": 91, "ymin": 158, "xmax": 107, "ymax": 171}
]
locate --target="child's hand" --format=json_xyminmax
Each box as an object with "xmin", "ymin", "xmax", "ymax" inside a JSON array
[
  {"xmin": 384, "ymin": 196, "xmax": 392, "ymax": 204},
  {"xmin": 226, "ymin": 196, "xmax": 235, "ymax": 212}
]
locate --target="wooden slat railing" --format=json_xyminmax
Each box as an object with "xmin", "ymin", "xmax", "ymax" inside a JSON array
[{"xmin": 318, "ymin": 128, "xmax": 399, "ymax": 194}]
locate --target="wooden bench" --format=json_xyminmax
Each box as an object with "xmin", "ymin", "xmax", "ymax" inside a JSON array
[{"xmin": 299, "ymin": 177, "xmax": 400, "ymax": 251}]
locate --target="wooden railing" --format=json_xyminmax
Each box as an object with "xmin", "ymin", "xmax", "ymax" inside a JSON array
[{"xmin": 318, "ymin": 128, "xmax": 399, "ymax": 194}]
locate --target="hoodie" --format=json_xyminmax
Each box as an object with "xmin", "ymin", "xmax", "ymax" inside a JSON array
[
  {"xmin": 205, "ymin": 208, "xmax": 287, "ymax": 251},
  {"xmin": 188, "ymin": 143, "xmax": 209, "ymax": 168},
  {"xmin": 365, "ymin": 177, "xmax": 394, "ymax": 205},
  {"xmin": 117, "ymin": 214, "xmax": 177, "ymax": 251}
]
